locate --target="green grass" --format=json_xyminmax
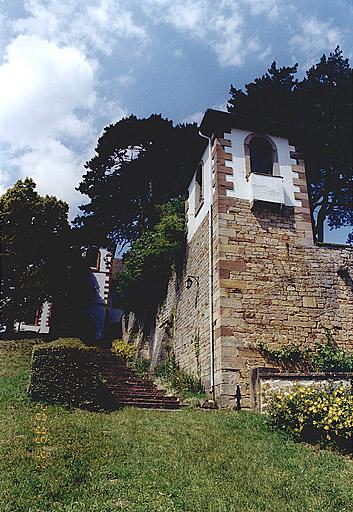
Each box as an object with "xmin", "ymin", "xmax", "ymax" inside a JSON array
[{"xmin": 1, "ymin": 339, "xmax": 353, "ymax": 512}]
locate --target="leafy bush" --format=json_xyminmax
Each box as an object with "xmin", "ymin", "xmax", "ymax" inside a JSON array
[
  {"xmin": 259, "ymin": 330, "xmax": 353, "ymax": 372},
  {"xmin": 155, "ymin": 353, "xmax": 205, "ymax": 396},
  {"xmin": 132, "ymin": 358, "xmax": 151, "ymax": 379},
  {"xmin": 268, "ymin": 384, "xmax": 353, "ymax": 452},
  {"xmin": 258, "ymin": 340, "xmax": 311, "ymax": 370},
  {"xmin": 111, "ymin": 339, "xmax": 136, "ymax": 360},
  {"xmin": 28, "ymin": 338, "xmax": 114, "ymax": 411},
  {"xmin": 311, "ymin": 330, "xmax": 353, "ymax": 371},
  {"xmin": 115, "ymin": 198, "xmax": 186, "ymax": 323}
]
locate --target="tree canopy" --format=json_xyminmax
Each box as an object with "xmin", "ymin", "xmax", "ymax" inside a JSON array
[
  {"xmin": 75, "ymin": 114, "xmax": 202, "ymax": 246},
  {"xmin": 75, "ymin": 114, "xmax": 202, "ymax": 325},
  {"xmin": 0, "ymin": 178, "xmax": 70, "ymax": 331},
  {"xmin": 115, "ymin": 198, "xmax": 186, "ymax": 327},
  {"xmin": 228, "ymin": 47, "xmax": 352, "ymax": 243}
]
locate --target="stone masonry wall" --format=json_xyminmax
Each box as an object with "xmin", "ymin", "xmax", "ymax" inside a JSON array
[
  {"xmin": 251, "ymin": 367, "xmax": 353, "ymax": 412},
  {"xmin": 212, "ymin": 135, "xmax": 353, "ymax": 409},
  {"xmin": 134, "ymin": 131, "xmax": 352, "ymax": 410},
  {"xmin": 151, "ymin": 214, "xmax": 212, "ymax": 389}
]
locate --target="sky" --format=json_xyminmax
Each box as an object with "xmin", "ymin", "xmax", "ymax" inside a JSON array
[{"xmin": 0, "ymin": 0, "xmax": 352, "ymax": 243}]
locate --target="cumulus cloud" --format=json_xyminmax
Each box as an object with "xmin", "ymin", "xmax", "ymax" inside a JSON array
[
  {"xmin": 0, "ymin": 33, "xmax": 127, "ymax": 214},
  {"xmin": 239, "ymin": 0, "xmax": 283, "ymax": 20},
  {"xmin": 0, "ymin": 1, "xmax": 137, "ymax": 214},
  {"xmin": 1, "ymin": 0, "xmax": 350, "ymax": 216},
  {"xmin": 8, "ymin": 140, "xmax": 84, "ymax": 206},
  {"xmin": 0, "ymin": 35, "xmax": 96, "ymax": 147}
]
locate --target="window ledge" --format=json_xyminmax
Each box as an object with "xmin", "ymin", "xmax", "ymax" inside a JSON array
[{"xmin": 251, "ymin": 172, "xmax": 283, "ymax": 178}]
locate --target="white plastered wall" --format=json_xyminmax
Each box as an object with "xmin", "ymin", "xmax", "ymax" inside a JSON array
[
  {"xmin": 187, "ymin": 145, "xmax": 211, "ymax": 241},
  {"xmin": 186, "ymin": 128, "xmax": 302, "ymax": 242},
  {"xmin": 226, "ymin": 128, "xmax": 301, "ymax": 206}
]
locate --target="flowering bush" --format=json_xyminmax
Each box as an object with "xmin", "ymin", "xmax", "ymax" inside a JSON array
[
  {"xmin": 112, "ymin": 339, "xmax": 136, "ymax": 360},
  {"xmin": 268, "ymin": 384, "xmax": 353, "ymax": 451}
]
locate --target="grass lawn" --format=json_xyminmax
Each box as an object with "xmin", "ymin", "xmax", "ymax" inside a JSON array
[{"xmin": 1, "ymin": 339, "xmax": 353, "ymax": 512}]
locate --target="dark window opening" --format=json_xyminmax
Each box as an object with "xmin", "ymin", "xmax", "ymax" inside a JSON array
[
  {"xmin": 249, "ymin": 137, "xmax": 274, "ymax": 175},
  {"xmin": 85, "ymin": 247, "xmax": 100, "ymax": 269},
  {"xmin": 195, "ymin": 162, "xmax": 204, "ymax": 213}
]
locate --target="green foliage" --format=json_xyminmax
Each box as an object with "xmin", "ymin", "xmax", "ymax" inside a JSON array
[
  {"xmin": 75, "ymin": 114, "xmax": 202, "ymax": 245},
  {"xmin": 155, "ymin": 353, "xmax": 204, "ymax": 396},
  {"xmin": 193, "ymin": 330, "xmax": 201, "ymax": 379},
  {"xmin": 228, "ymin": 47, "xmax": 352, "ymax": 243},
  {"xmin": 115, "ymin": 197, "xmax": 186, "ymax": 321},
  {"xmin": 0, "ymin": 178, "xmax": 70, "ymax": 331},
  {"xmin": 75, "ymin": 114, "xmax": 202, "ymax": 332},
  {"xmin": 268, "ymin": 384, "xmax": 353, "ymax": 452},
  {"xmin": 311, "ymin": 329, "xmax": 353, "ymax": 372},
  {"xmin": 111, "ymin": 339, "xmax": 136, "ymax": 360},
  {"xmin": 132, "ymin": 358, "xmax": 151, "ymax": 379},
  {"xmin": 28, "ymin": 338, "xmax": 114, "ymax": 410},
  {"xmin": 3, "ymin": 343, "xmax": 353, "ymax": 511},
  {"xmin": 258, "ymin": 330, "xmax": 353, "ymax": 372},
  {"xmin": 258, "ymin": 340, "xmax": 311, "ymax": 370}
]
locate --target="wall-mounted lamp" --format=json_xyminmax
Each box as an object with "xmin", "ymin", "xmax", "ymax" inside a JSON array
[
  {"xmin": 185, "ymin": 275, "xmax": 199, "ymax": 289},
  {"xmin": 185, "ymin": 275, "xmax": 200, "ymax": 307}
]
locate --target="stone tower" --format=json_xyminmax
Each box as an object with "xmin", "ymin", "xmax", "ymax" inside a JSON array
[{"xmin": 153, "ymin": 110, "xmax": 353, "ymax": 409}]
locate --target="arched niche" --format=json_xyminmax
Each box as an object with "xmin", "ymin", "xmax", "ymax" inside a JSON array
[{"xmin": 244, "ymin": 133, "xmax": 280, "ymax": 179}]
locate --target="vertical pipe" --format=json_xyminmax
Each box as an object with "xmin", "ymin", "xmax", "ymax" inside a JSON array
[{"xmin": 198, "ymin": 130, "xmax": 215, "ymax": 400}]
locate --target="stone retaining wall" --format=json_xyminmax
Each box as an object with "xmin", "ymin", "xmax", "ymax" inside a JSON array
[{"xmin": 251, "ymin": 367, "xmax": 353, "ymax": 412}]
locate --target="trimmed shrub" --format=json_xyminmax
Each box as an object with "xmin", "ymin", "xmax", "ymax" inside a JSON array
[
  {"xmin": 28, "ymin": 338, "xmax": 115, "ymax": 411},
  {"xmin": 111, "ymin": 339, "xmax": 136, "ymax": 360},
  {"xmin": 268, "ymin": 384, "xmax": 353, "ymax": 452}
]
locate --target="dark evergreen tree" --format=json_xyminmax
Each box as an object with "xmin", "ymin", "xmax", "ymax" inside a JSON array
[
  {"xmin": 228, "ymin": 47, "xmax": 352, "ymax": 243},
  {"xmin": 75, "ymin": 114, "xmax": 202, "ymax": 246}
]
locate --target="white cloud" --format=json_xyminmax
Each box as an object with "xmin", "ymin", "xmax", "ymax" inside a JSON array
[
  {"xmin": 143, "ymin": 0, "xmax": 265, "ymax": 67},
  {"xmin": 290, "ymin": 17, "xmax": 343, "ymax": 57},
  {"xmin": 13, "ymin": 0, "xmax": 147, "ymax": 56},
  {"xmin": 0, "ymin": 0, "xmax": 139, "ymax": 214},
  {"xmin": 0, "ymin": 35, "xmax": 96, "ymax": 147},
  {"xmin": 8, "ymin": 139, "xmax": 84, "ymax": 206},
  {"xmin": 0, "ymin": 33, "xmax": 126, "ymax": 214},
  {"xmin": 239, "ymin": 0, "xmax": 283, "ymax": 20}
]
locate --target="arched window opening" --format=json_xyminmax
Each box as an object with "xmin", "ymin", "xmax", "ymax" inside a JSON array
[
  {"xmin": 244, "ymin": 133, "xmax": 279, "ymax": 179},
  {"xmin": 249, "ymin": 136, "xmax": 274, "ymax": 175},
  {"xmin": 85, "ymin": 247, "xmax": 100, "ymax": 270},
  {"xmin": 195, "ymin": 161, "xmax": 204, "ymax": 213}
]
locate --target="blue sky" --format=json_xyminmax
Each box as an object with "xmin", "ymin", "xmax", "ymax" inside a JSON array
[{"xmin": 0, "ymin": 0, "xmax": 352, "ymax": 242}]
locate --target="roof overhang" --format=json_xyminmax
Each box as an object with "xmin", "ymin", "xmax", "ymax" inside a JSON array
[{"xmin": 199, "ymin": 109, "xmax": 314, "ymax": 144}]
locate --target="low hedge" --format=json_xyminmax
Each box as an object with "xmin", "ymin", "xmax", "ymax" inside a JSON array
[
  {"xmin": 268, "ymin": 384, "xmax": 353, "ymax": 452},
  {"xmin": 27, "ymin": 338, "xmax": 115, "ymax": 411}
]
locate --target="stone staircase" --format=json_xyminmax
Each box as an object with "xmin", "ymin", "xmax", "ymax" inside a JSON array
[{"xmin": 96, "ymin": 351, "xmax": 181, "ymax": 410}]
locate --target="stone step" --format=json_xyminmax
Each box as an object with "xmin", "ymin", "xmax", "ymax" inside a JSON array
[
  {"xmin": 94, "ymin": 350, "xmax": 180, "ymax": 410},
  {"xmin": 115, "ymin": 400, "xmax": 180, "ymax": 409},
  {"xmin": 110, "ymin": 388, "xmax": 161, "ymax": 395},
  {"xmin": 106, "ymin": 380, "xmax": 156, "ymax": 387},
  {"xmin": 111, "ymin": 391, "xmax": 176, "ymax": 399}
]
